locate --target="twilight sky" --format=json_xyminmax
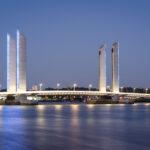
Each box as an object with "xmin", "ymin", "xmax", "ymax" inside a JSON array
[{"xmin": 0, "ymin": 0, "xmax": 150, "ymax": 89}]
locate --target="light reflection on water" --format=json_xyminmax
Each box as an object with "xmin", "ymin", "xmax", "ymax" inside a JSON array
[
  {"xmin": 54, "ymin": 105, "xmax": 62, "ymax": 110},
  {"xmin": 0, "ymin": 104, "xmax": 150, "ymax": 150}
]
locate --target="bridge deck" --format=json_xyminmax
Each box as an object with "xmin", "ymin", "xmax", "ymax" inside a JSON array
[{"xmin": 0, "ymin": 90, "xmax": 150, "ymax": 98}]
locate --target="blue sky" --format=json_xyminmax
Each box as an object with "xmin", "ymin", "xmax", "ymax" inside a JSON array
[{"xmin": 0, "ymin": 0, "xmax": 150, "ymax": 89}]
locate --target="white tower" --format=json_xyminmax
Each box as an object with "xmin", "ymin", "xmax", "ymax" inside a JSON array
[
  {"xmin": 99, "ymin": 45, "xmax": 106, "ymax": 92},
  {"xmin": 111, "ymin": 42, "xmax": 119, "ymax": 92},
  {"xmin": 7, "ymin": 34, "xmax": 16, "ymax": 92},
  {"xmin": 17, "ymin": 30, "xmax": 26, "ymax": 91}
]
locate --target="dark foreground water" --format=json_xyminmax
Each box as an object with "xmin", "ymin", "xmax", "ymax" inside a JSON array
[{"xmin": 0, "ymin": 103, "xmax": 150, "ymax": 150}]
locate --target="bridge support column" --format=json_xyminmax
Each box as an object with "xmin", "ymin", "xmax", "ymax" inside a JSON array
[
  {"xmin": 99, "ymin": 45, "xmax": 106, "ymax": 92},
  {"xmin": 7, "ymin": 34, "xmax": 17, "ymax": 92},
  {"xmin": 17, "ymin": 30, "xmax": 27, "ymax": 92},
  {"xmin": 111, "ymin": 42, "xmax": 119, "ymax": 92}
]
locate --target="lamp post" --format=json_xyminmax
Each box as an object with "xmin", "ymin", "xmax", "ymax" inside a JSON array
[
  {"xmin": 57, "ymin": 83, "xmax": 60, "ymax": 90},
  {"xmin": 39, "ymin": 83, "xmax": 43, "ymax": 91},
  {"xmin": 145, "ymin": 88, "xmax": 148, "ymax": 94},
  {"xmin": 0, "ymin": 84, "xmax": 2, "ymax": 91},
  {"xmin": 107, "ymin": 85, "xmax": 110, "ymax": 92},
  {"xmin": 120, "ymin": 87, "xmax": 124, "ymax": 92},
  {"xmin": 73, "ymin": 83, "xmax": 77, "ymax": 91},
  {"xmin": 88, "ymin": 84, "xmax": 92, "ymax": 91}
]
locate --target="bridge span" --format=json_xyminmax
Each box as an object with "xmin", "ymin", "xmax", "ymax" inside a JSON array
[{"xmin": 0, "ymin": 90, "xmax": 150, "ymax": 98}]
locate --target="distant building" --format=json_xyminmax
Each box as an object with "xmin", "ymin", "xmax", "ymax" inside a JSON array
[{"xmin": 32, "ymin": 85, "xmax": 38, "ymax": 91}]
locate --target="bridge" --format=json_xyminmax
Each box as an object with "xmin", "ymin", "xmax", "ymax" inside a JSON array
[
  {"xmin": 1, "ymin": 90, "xmax": 150, "ymax": 98},
  {"xmin": 5, "ymin": 33, "xmax": 150, "ymax": 100}
]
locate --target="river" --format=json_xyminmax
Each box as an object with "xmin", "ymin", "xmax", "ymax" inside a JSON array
[{"xmin": 0, "ymin": 103, "xmax": 150, "ymax": 150}]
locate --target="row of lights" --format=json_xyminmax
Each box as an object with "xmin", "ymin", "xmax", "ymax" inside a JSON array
[
  {"xmin": 37, "ymin": 83, "xmax": 93, "ymax": 91},
  {"xmin": 120, "ymin": 87, "xmax": 149, "ymax": 93}
]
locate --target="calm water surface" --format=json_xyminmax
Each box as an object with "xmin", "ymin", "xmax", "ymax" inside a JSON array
[{"xmin": 0, "ymin": 103, "xmax": 150, "ymax": 150}]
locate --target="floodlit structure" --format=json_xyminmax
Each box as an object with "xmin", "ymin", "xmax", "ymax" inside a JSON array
[
  {"xmin": 111, "ymin": 42, "xmax": 119, "ymax": 92},
  {"xmin": 99, "ymin": 45, "xmax": 106, "ymax": 92},
  {"xmin": 7, "ymin": 34, "xmax": 16, "ymax": 92},
  {"xmin": 17, "ymin": 30, "xmax": 26, "ymax": 91}
]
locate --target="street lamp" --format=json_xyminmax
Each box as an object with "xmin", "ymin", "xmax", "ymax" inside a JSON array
[
  {"xmin": 133, "ymin": 87, "xmax": 136, "ymax": 93},
  {"xmin": 107, "ymin": 85, "xmax": 110, "ymax": 92},
  {"xmin": 0, "ymin": 84, "xmax": 2, "ymax": 91},
  {"xmin": 145, "ymin": 88, "xmax": 148, "ymax": 94},
  {"xmin": 88, "ymin": 84, "xmax": 92, "ymax": 91},
  {"xmin": 73, "ymin": 83, "xmax": 77, "ymax": 91},
  {"xmin": 39, "ymin": 83, "xmax": 43, "ymax": 91},
  {"xmin": 57, "ymin": 83, "xmax": 60, "ymax": 90},
  {"xmin": 120, "ymin": 87, "xmax": 124, "ymax": 92}
]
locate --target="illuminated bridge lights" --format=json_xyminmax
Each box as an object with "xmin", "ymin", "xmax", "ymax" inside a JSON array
[{"xmin": 1, "ymin": 90, "xmax": 150, "ymax": 98}]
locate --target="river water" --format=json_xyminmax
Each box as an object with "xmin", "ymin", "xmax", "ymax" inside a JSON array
[{"xmin": 0, "ymin": 103, "xmax": 150, "ymax": 150}]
